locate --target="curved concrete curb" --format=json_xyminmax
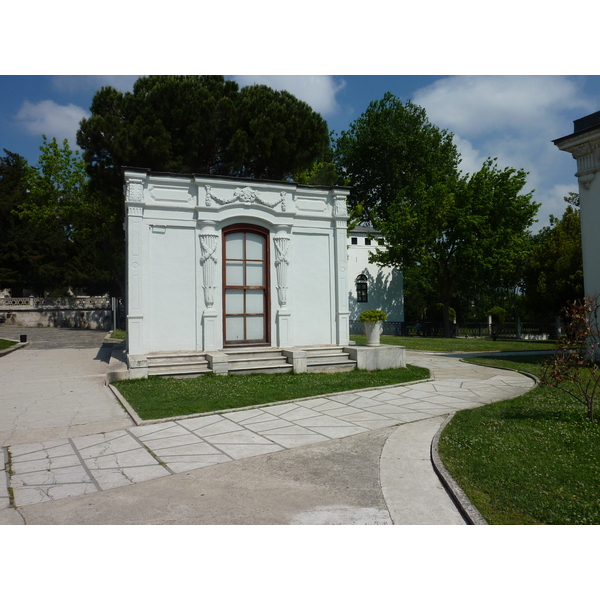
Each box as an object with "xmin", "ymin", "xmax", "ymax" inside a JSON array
[
  {"xmin": 430, "ymin": 414, "xmax": 488, "ymax": 525},
  {"xmin": 107, "ymin": 384, "xmax": 145, "ymax": 425},
  {"xmin": 428, "ymin": 360, "xmax": 539, "ymax": 525},
  {"xmin": 457, "ymin": 357, "xmax": 541, "ymax": 386},
  {"xmin": 0, "ymin": 340, "xmax": 29, "ymax": 357}
]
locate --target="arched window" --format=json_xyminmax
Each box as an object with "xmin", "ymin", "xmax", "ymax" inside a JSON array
[
  {"xmin": 356, "ymin": 274, "xmax": 368, "ymax": 303},
  {"xmin": 223, "ymin": 224, "xmax": 270, "ymax": 345}
]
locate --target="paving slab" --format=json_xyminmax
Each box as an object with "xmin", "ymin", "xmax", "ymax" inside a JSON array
[
  {"xmin": 12, "ymin": 427, "xmax": 397, "ymax": 525},
  {"xmin": 380, "ymin": 416, "xmax": 467, "ymax": 525},
  {"xmin": 0, "ymin": 347, "xmax": 133, "ymax": 446}
]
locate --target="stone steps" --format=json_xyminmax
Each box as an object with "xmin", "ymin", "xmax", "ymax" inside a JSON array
[
  {"xmin": 224, "ymin": 348, "xmax": 293, "ymax": 375},
  {"xmin": 137, "ymin": 345, "xmax": 359, "ymax": 377},
  {"xmin": 303, "ymin": 346, "xmax": 357, "ymax": 373}
]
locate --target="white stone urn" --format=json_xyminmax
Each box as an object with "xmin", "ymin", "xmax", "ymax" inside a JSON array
[
  {"xmin": 360, "ymin": 310, "xmax": 387, "ymax": 347},
  {"xmin": 364, "ymin": 320, "xmax": 383, "ymax": 346}
]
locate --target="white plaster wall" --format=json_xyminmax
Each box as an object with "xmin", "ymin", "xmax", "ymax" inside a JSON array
[
  {"xmin": 146, "ymin": 226, "xmax": 197, "ymax": 353},
  {"xmin": 347, "ymin": 235, "xmax": 404, "ymax": 322},
  {"xmin": 291, "ymin": 231, "xmax": 333, "ymax": 345}
]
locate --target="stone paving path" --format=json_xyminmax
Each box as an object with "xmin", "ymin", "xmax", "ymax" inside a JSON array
[{"xmin": 1, "ymin": 352, "xmax": 535, "ymax": 509}]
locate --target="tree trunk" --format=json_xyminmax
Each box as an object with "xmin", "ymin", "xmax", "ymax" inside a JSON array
[{"xmin": 443, "ymin": 301, "xmax": 452, "ymax": 337}]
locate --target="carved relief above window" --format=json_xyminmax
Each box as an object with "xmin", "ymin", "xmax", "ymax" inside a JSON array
[{"xmin": 205, "ymin": 185, "xmax": 286, "ymax": 211}]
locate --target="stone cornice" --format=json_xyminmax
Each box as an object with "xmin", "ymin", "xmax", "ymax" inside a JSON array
[{"xmin": 554, "ymin": 130, "xmax": 600, "ymax": 190}]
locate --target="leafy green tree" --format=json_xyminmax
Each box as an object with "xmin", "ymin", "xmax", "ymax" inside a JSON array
[
  {"xmin": 0, "ymin": 148, "xmax": 79, "ymax": 295},
  {"xmin": 524, "ymin": 195, "xmax": 583, "ymax": 319},
  {"xmin": 14, "ymin": 136, "xmax": 112, "ymax": 294},
  {"xmin": 293, "ymin": 142, "xmax": 340, "ymax": 187},
  {"xmin": 0, "ymin": 150, "xmax": 38, "ymax": 294},
  {"xmin": 335, "ymin": 94, "xmax": 539, "ymax": 335},
  {"xmin": 335, "ymin": 93, "xmax": 460, "ymax": 234}
]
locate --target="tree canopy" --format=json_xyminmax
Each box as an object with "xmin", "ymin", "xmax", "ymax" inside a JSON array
[
  {"xmin": 77, "ymin": 75, "xmax": 330, "ymax": 189},
  {"xmin": 0, "ymin": 150, "xmax": 39, "ymax": 294},
  {"xmin": 7, "ymin": 137, "xmax": 114, "ymax": 295},
  {"xmin": 334, "ymin": 93, "xmax": 539, "ymax": 334},
  {"xmin": 524, "ymin": 194, "xmax": 583, "ymax": 319},
  {"xmin": 335, "ymin": 93, "xmax": 460, "ymax": 244}
]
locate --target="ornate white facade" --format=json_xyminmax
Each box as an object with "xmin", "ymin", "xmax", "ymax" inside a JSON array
[
  {"xmin": 123, "ymin": 169, "xmax": 351, "ymax": 359},
  {"xmin": 554, "ymin": 111, "xmax": 600, "ymax": 301}
]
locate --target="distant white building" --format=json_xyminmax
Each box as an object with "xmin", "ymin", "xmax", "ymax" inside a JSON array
[{"xmin": 347, "ymin": 226, "xmax": 404, "ymax": 334}]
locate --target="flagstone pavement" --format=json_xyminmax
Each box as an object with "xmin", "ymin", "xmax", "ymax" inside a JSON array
[{"xmin": 1, "ymin": 351, "xmax": 535, "ymax": 512}]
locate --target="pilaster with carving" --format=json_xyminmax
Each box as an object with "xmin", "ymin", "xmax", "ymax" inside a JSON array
[
  {"xmin": 273, "ymin": 227, "xmax": 291, "ymax": 307},
  {"xmin": 555, "ymin": 124, "xmax": 600, "ymax": 302},
  {"xmin": 333, "ymin": 192, "xmax": 350, "ymax": 345},
  {"xmin": 124, "ymin": 176, "xmax": 147, "ymax": 356},
  {"xmin": 198, "ymin": 221, "xmax": 220, "ymax": 351},
  {"xmin": 273, "ymin": 225, "xmax": 292, "ymax": 347},
  {"xmin": 199, "ymin": 222, "xmax": 219, "ymax": 308}
]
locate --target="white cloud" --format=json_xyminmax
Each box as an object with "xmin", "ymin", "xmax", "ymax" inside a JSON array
[
  {"xmin": 15, "ymin": 100, "xmax": 89, "ymax": 149},
  {"xmin": 453, "ymin": 135, "xmax": 484, "ymax": 176},
  {"xmin": 534, "ymin": 183, "xmax": 579, "ymax": 228},
  {"xmin": 410, "ymin": 75, "xmax": 596, "ymax": 231},
  {"xmin": 413, "ymin": 75, "xmax": 594, "ymax": 137},
  {"xmin": 231, "ymin": 75, "xmax": 345, "ymax": 116}
]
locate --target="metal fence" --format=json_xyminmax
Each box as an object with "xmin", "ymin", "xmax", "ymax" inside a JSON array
[
  {"xmin": 350, "ymin": 320, "xmax": 561, "ymax": 340},
  {"xmin": 350, "ymin": 321, "xmax": 404, "ymax": 335}
]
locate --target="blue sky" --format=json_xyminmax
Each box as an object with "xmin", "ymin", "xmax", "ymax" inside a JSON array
[{"xmin": 2, "ymin": 74, "xmax": 598, "ymax": 232}]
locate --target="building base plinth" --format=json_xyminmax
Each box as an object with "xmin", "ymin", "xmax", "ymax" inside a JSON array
[{"xmin": 344, "ymin": 344, "xmax": 406, "ymax": 371}]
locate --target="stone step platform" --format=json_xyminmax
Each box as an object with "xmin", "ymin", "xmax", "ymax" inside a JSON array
[{"xmin": 223, "ymin": 347, "xmax": 293, "ymax": 375}]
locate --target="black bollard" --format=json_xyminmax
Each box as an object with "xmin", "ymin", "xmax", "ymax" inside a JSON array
[{"xmin": 20, "ymin": 334, "xmax": 27, "ymax": 343}]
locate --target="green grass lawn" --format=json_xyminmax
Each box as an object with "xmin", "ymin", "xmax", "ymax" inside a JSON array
[
  {"xmin": 108, "ymin": 329, "xmax": 127, "ymax": 341},
  {"xmin": 438, "ymin": 354, "xmax": 600, "ymax": 524},
  {"xmin": 350, "ymin": 334, "xmax": 557, "ymax": 353},
  {"xmin": 113, "ymin": 365, "xmax": 430, "ymax": 421},
  {"xmin": 0, "ymin": 339, "xmax": 18, "ymax": 351}
]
